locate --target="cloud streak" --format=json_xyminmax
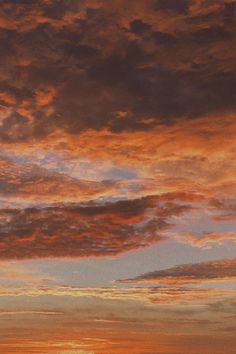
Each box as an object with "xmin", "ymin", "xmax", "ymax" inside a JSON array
[
  {"xmin": 0, "ymin": 284, "xmax": 234, "ymax": 305},
  {"xmin": 175, "ymin": 231, "xmax": 236, "ymax": 248},
  {"xmin": 120, "ymin": 258, "xmax": 236, "ymax": 284},
  {"xmin": 0, "ymin": 310, "xmax": 63, "ymax": 316}
]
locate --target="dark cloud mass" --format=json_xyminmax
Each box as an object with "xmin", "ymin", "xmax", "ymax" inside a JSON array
[
  {"xmin": 0, "ymin": 0, "xmax": 236, "ymax": 142},
  {"xmin": 0, "ymin": 194, "xmax": 193, "ymax": 259}
]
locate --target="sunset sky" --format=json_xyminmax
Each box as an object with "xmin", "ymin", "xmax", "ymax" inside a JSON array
[{"xmin": 0, "ymin": 1, "xmax": 236, "ymax": 353}]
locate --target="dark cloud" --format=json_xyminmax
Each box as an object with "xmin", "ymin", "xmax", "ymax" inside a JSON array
[
  {"xmin": 0, "ymin": 0, "xmax": 235, "ymax": 142},
  {"xmin": 0, "ymin": 194, "xmax": 192, "ymax": 259},
  {"xmin": 209, "ymin": 197, "xmax": 236, "ymax": 221},
  {"xmin": 193, "ymin": 26, "xmax": 231, "ymax": 43},
  {"xmin": 43, "ymin": 0, "xmax": 70, "ymax": 20},
  {"xmin": 155, "ymin": 0, "xmax": 189, "ymax": 14},
  {"xmin": 154, "ymin": 31, "xmax": 177, "ymax": 44},
  {"xmin": 129, "ymin": 19, "xmax": 152, "ymax": 35}
]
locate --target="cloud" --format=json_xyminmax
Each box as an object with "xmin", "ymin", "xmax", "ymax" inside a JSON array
[
  {"xmin": 0, "ymin": 310, "xmax": 63, "ymax": 316},
  {"xmin": 0, "ymin": 262, "xmax": 54, "ymax": 285},
  {"xmin": 2, "ymin": 111, "xmax": 232, "ymax": 210},
  {"xmin": 175, "ymin": 231, "xmax": 236, "ymax": 248},
  {"xmin": 119, "ymin": 258, "xmax": 236, "ymax": 284},
  {"xmin": 27, "ymin": 113, "xmax": 235, "ymax": 189},
  {"xmin": 0, "ymin": 284, "xmax": 234, "ymax": 305},
  {"xmin": 0, "ymin": 194, "xmax": 193, "ymax": 260},
  {"xmin": 208, "ymin": 197, "xmax": 236, "ymax": 221},
  {"xmin": 0, "ymin": 1, "xmax": 236, "ymax": 144},
  {"xmin": 0, "ymin": 155, "xmax": 120, "ymax": 203}
]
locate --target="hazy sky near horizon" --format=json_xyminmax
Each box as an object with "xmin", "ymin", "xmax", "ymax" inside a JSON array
[{"xmin": 0, "ymin": 1, "xmax": 236, "ymax": 353}]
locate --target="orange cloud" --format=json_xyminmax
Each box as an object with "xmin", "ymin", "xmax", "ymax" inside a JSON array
[
  {"xmin": 6, "ymin": 112, "xmax": 233, "ymax": 199},
  {"xmin": 0, "ymin": 310, "xmax": 63, "ymax": 316},
  {"xmin": 0, "ymin": 194, "xmax": 193, "ymax": 259},
  {"xmin": 0, "ymin": 156, "xmax": 121, "ymax": 203},
  {"xmin": 34, "ymin": 86, "xmax": 56, "ymax": 106},
  {"xmin": 120, "ymin": 258, "xmax": 236, "ymax": 284},
  {"xmin": 0, "ymin": 262, "xmax": 54, "ymax": 285},
  {"xmin": 0, "ymin": 284, "xmax": 234, "ymax": 305},
  {"xmin": 174, "ymin": 231, "xmax": 236, "ymax": 248}
]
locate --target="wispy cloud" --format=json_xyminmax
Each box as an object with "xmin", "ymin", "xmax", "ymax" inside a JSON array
[
  {"xmin": 0, "ymin": 310, "xmax": 63, "ymax": 316},
  {"xmin": 119, "ymin": 258, "xmax": 236, "ymax": 284},
  {"xmin": 174, "ymin": 231, "xmax": 236, "ymax": 248},
  {"xmin": 0, "ymin": 284, "xmax": 234, "ymax": 305}
]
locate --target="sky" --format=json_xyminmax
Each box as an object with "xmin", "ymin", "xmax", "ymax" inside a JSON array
[{"xmin": 0, "ymin": 0, "xmax": 236, "ymax": 353}]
